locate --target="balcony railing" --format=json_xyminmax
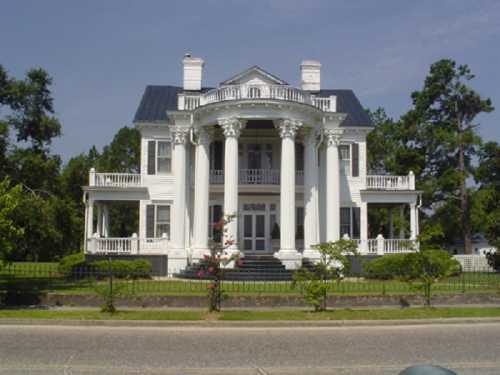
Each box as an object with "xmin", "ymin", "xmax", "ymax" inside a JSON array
[
  {"xmin": 366, "ymin": 172, "xmax": 415, "ymax": 190},
  {"xmin": 89, "ymin": 169, "xmax": 142, "ymax": 188},
  {"xmin": 362, "ymin": 237, "xmax": 418, "ymax": 255},
  {"xmin": 177, "ymin": 84, "xmax": 336, "ymax": 112},
  {"xmin": 210, "ymin": 169, "xmax": 304, "ymax": 185},
  {"xmin": 86, "ymin": 237, "xmax": 169, "ymax": 254}
]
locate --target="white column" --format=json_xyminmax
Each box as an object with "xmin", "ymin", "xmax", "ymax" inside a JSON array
[
  {"xmin": 220, "ymin": 118, "xmax": 243, "ymax": 255},
  {"xmin": 275, "ymin": 119, "xmax": 302, "ymax": 269},
  {"xmin": 410, "ymin": 203, "xmax": 417, "ymax": 240},
  {"xmin": 303, "ymin": 128, "xmax": 320, "ymax": 259},
  {"xmin": 192, "ymin": 128, "xmax": 211, "ymax": 260},
  {"xmin": 169, "ymin": 126, "xmax": 189, "ymax": 273},
  {"xmin": 87, "ymin": 199, "xmax": 94, "ymax": 239},
  {"xmin": 399, "ymin": 205, "xmax": 405, "ymax": 239},
  {"xmin": 96, "ymin": 204, "xmax": 103, "ymax": 237},
  {"xmin": 325, "ymin": 129, "xmax": 342, "ymax": 242},
  {"xmin": 360, "ymin": 201, "xmax": 368, "ymax": 254},
  {"xmin": 102, "ymin": 205, "xmax": 109, "ymax": 237}
]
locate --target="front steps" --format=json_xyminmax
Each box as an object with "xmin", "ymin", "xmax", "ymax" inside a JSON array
[{"xmin": 175, "ymin": 254, "xmax": 315, "ymax": 281}]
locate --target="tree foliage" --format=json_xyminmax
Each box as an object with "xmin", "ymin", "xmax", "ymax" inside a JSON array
[
  {"xmin": 0, "ymin": 178, "xmax": 23, "ymax": 267},
  {"xmin": 292, "ymin": 239, "xmax": 358, "ymax": 311}
]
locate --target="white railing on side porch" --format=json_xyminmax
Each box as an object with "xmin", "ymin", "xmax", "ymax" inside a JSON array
[
  {"xmin": 89, "ymin": 168, "xmax": 142, "ymax": 188},
  {"xmin": 366, "ymin": 172, "xmax": 415, "ymax": 191},
  {"xmin": 358, "ymin": 236, "xmax": 418, "ymax": 255},
  {"xmin": 87, "ymin": 236, "xmax": 169, "ymax": 255}
]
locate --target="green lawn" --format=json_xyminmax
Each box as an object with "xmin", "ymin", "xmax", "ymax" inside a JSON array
[
  {"xmin": 1, "ymin": 307, "xmax": 500, "ymax": 321},
  {"xmin": 1, "ymin": 262, "xmax": 499, "ymax": 297}
]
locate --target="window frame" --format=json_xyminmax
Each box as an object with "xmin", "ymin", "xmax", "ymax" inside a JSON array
[
  {"xmin": 339, "ymin": 144, "xmax": 351, "ymax": 176},
  {"xmin": 156, "ymin": 140, "xmax": 172, "ymax": 175},
  {"xmin": 155, "ymin": 204, "xmax": 171, "ymax": 238}
]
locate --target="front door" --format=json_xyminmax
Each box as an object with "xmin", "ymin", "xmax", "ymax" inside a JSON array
[{"xmin": 243, "ymin": 212, "xmax": 266, "ymax": 252}]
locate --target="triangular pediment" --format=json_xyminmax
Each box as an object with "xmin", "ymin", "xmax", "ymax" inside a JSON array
[{"xmin": 221, "ymin": 65, "xmax": 288, "ymax": 86}]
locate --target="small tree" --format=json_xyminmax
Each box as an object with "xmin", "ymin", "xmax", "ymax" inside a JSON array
[
  {"xmin": 197, "ymin": 215, "xmax": 240, "ymax": 312},
  {"xmin": 292, "ymin": 239, "xmax": 358, "ymax": 312},
  {"xmin": 401, "ymin": 249, "xmax": 460, "ymax": 306},
  {"xmin": 0, "ymin": 178, "xmax": 23, "ymax": 268}
]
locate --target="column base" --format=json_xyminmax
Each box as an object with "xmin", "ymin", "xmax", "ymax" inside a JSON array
[
  {"xmin": 167, "ymin": 248, "xmax": 188, "ymax": 275},
  {"xmin": 274, "ymin": 249, "xmax": 302, "ymax": 270},
  {"xmin": 302, "ymin": 249, "xmax": 321, "ymax": 263}
]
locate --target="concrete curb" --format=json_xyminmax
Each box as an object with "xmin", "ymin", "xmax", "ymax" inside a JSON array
[{"xmin": 2, "ymin": 316, "xmax": 500, "ymax": 328}]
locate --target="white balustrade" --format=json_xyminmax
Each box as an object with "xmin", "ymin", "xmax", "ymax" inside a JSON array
[
  {"xmin": 383, "ymin": 239, "xmax": 417, "ymax": 253},
  {"xmin": 209, "ymin": 169, "xmax": 305, "ymax": 185},
  {"xmin": 87, "ymin": 237, "xmax": 169, "ymax": 254},
  {"xmin": 366, "ymin": 174, "xmax": 413, "ymax": 190},
  {"xmin": 91, "ymin": 173, "xmax": 142, "ymax": 188},
  {"xmin": 178, "ymin": 84, "xmax": 336, "ymax": 112}
]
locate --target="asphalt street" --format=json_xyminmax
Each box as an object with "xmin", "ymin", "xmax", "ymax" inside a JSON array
[{"xmin": 0, "ymin": 322, "xmax": 499, "ymax": 374}]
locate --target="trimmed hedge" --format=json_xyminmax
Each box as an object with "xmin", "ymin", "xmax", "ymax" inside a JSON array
[
  {"xmin": 364, "ymin": 254, "xmax": 407, "ymax": 280},
  {"xmin": 89, "ymin": 259, "xmax": 152, "ymax": 279},
  {"xmin": 58, "ymin": 254, "xmax": 152, "ymax": 279}
]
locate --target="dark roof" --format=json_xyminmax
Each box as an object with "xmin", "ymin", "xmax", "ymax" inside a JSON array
[
  {"xmin": 312, "ymin": 89, "xmax": 373, "ymax": 127},
  {"xmin": 134, "ymin": 86, "xmax": 373, "ymax": 127}
]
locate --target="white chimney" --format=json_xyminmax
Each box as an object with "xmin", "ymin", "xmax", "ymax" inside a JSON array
[
  {"xmin": 183, "ymin": 54, "xmax": 204, "ymax": 91},
  {"xmin": 300, "ymin": 60, "xmax": 321, "ymax": 91}
]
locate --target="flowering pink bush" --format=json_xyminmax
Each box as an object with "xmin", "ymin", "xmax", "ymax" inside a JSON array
[{"xmin": 197, "ymin": 214, "xmax": 239, "ymax": 312}]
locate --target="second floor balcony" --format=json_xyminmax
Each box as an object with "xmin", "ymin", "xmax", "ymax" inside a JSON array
[{"xmin": 210, "ymin": 169, "xmax": 304, "ymax": 185}]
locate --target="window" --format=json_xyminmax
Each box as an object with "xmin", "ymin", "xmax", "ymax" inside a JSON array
[
  {"xmin": 155, "ymin": 205, "xmax": 170, "ymax": 238},
  {"xmin": 296, "ymin": 207, "xmax": 304, "ymax": 240},
  {"xmin": 340, "ymin": 207, "xmax": 361, "ymax": 239},
  {"xmin": 339, "ymin": 145, "xmax": 350, "ymax": 176},
  {"xmin": 157, "ymin": 141, "xmax": 172, "ymax": 174},
  {"xmin": 146, "ymin": 204, "xmax": 171, "ymax": 238}
]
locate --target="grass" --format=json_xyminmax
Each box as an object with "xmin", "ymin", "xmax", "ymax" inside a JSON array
[
  {"xmin": 0, "ymin": 307, "xmax": 500, "ymax": 321},
  {"xmin": 1, "ymin": 262, "xmax": 499, "ymax": 297}
]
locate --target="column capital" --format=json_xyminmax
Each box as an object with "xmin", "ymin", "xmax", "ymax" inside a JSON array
[
  {"xmin": 219, "ymin": 118, "xmax": 244, "ymax": 138},
  {"xmin": 196, "ymin": 127, "xmax": 212, "ymax": 145},
  {"xmin": 324, "ymin": 128, "xmax": 343, "ymax": 146},
  {"xmin": 171, "ymin": 126, "xmax": 190, "ymax": 145},
  {"xmin": 276, "ymin": 119, "xmax": 302, "ymax": 139}
]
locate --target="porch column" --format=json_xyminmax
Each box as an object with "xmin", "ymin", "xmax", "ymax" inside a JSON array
[
  {"xmin": 410, "ymin": 203, "xmax": 417, "ymax": 240},
  {"xmin": 303, "ymin": 128, "xmax": 320, "ymax": 259},
  {"xmin": 102, "ymin": 205, "xmax": 109, "ymax": 237},
  {"xmin": 275, "ymin": 119, "xmax": 302, "ymax": 269},
  {"xmin": 360, "ymin": 201, "xmax": 368, "ymax": 254},
  {"xmin": 399, "ymin": 205, "xmax": 405, "ymax": 239},
  {"xmin": 220, "ymin": 118, "xmax": 243, "ymax": 254},
  {"xmin": 192, "ymin": 128, "xmax": 211, "ymax": 260},
  {"xmin": 170, "ymin": 126, "xmax": 189, "ymax": 272},
  {"xmin": 325, "ymin": 129, "xmax": 342, "ymax": 242},
  {"xmin": 96, "ymin": 203, "xmax": 103, "ymax": 237},
  {"xmin": 87, "ymin": 199, "xmax": 94, "ymax": 239}
]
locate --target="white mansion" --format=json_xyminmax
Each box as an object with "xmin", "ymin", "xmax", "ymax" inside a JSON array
[{"xmin": 84, "ymin": 55, "xmax": 421, "ymax": 275}]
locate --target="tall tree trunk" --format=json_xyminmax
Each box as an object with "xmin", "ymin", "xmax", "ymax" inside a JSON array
[{"xmin": 458, "ymin": 118, "xmax": 472, "ymax": 255}]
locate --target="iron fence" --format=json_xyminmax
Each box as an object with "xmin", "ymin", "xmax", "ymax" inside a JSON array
[{"xmin": 1, "ymin": 262, "xmax": 499, "ymax": 299}]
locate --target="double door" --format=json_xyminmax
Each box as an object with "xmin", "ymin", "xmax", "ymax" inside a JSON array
[{"xmin": 242, "ymin": 212, "xmax": 266, "ymax": 252}]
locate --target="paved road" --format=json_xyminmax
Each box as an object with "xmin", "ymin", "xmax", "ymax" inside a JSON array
[{"xmin": 0, "ymin": 323, "xmax": 499, "ymax": 374}]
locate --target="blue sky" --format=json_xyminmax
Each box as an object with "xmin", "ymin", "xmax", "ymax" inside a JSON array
[{"xmin": 1, "ymin": 0, "xmax": 499, "ymax": 161}]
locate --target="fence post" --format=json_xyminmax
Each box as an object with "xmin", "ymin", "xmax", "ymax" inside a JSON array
[
  {"xmin": 131, "ymin": 233, "xmax": 138, "ymax": 254},
  {"xmin": 409, "ymin": 170, "xmax": 415, "ymax": 190},
  {"xmin": 376, "ymin": 234, "xmax": 384, "ymax": 255}
]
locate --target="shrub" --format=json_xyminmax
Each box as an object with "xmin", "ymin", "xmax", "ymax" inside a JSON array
[
  {"xmin": 401, "ymin": 249, "xmax": 461, "ymax": 306},
  {"xmin": 485, "ymin": 251, "xmax": 500, "ymax": 271},
  {"xmin": 58, "ymin": 252, "xmax": 86, "ymax": 275},
  {"xmin": 364, "ymin": 254, "xmax": 407, "ymax": 280},
  {"xmin": 89, "ymin": 259, "xmax": 152, "ymax": 279}
]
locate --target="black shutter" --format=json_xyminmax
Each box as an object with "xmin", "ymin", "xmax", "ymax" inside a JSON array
[
  {"xmin": 214, "ymin": 141, "xmax": 223, "ymax": 170},
  {"xmin": 352, "ymin": 207, "xmax": 360, "ymax": 239},
  {"xmin": 351, "ymin": 143, "xmax": 359, "ymax": 177},
  {"xmin": 147, "ymin": 141, "xmax": 156, "ymax": 175},
  {"xmin": 146, "ymin": 205, "xmax": 155, "ymax": 237}
]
